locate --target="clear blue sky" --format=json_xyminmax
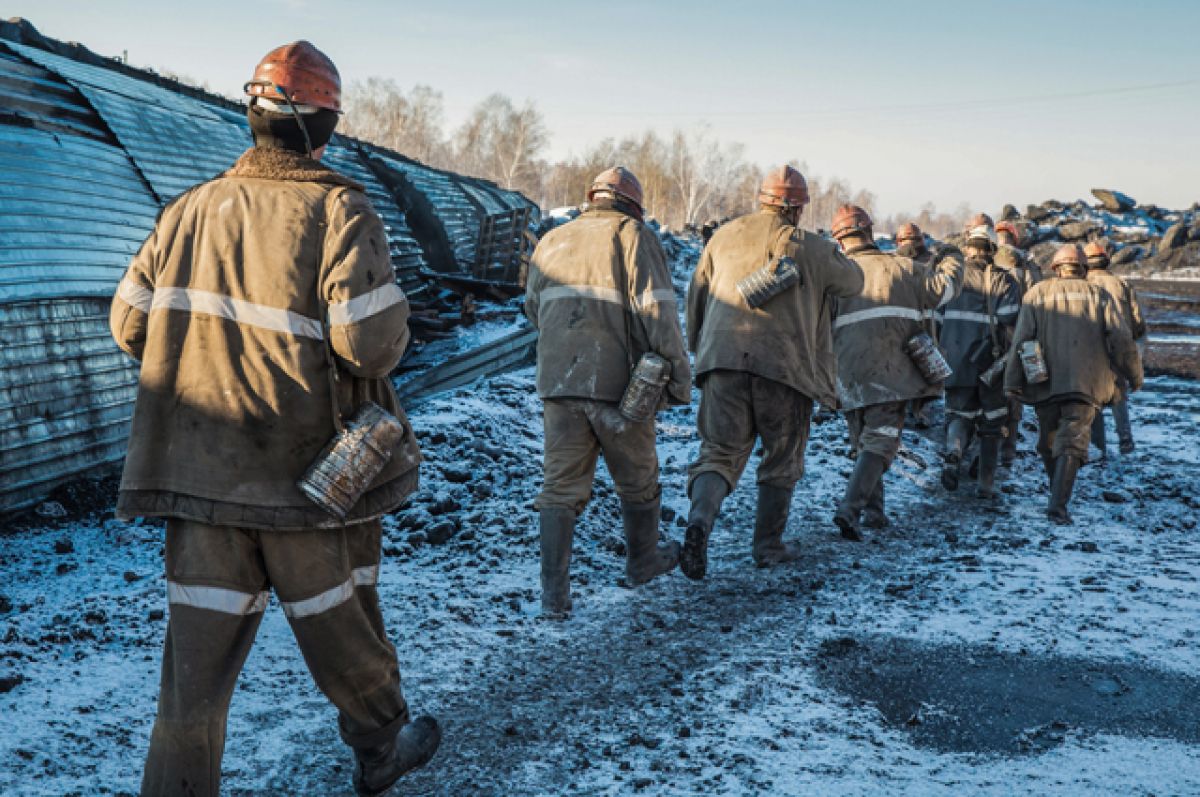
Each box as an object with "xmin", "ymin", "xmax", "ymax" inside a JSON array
[{"xmin": 10, "ymin": 0, "xmax": 1198, "ymax": 217}]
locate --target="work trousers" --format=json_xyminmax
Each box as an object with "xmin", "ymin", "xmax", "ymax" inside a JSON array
[
  {"xmin": 946, "ymin": 385, "xmax": 1009, "ymax": 438},
  {"xmin": 688, "ymin": 369, "xmax": 813, "ymax": 493},
  {"xmin": 1091, "ymin": 377, "xmax": 1133, "ymax": 446},
  {"xmin": 844, "ymin": 400, "xmax": 908, "ymax": 465},
  {"xmin": 535, "ymin": 398, "xmax": 659, "ymax": 513},
  {"xmin": 1035, "ymin": 400, "xmax": 1097, "ymax": 462},
  {"xmin": 141, "ymin": 519, "xmax": 409, "ymax": 797}
]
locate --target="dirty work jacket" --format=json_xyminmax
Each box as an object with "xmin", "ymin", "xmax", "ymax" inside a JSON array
[
  {"xmin": 109, "ymin": 147, "xmax": 421, "ymax": 530},
  {"xmin": 687, "ymin": 209, "xmax": 864, "ymax": 408},
  {"xmin": 1004, "ymin": 274, "xmax": 1143, "ymax": 407},
  {"xmin": 994, "ymin": 244, "xmax": 1042, "ymax": 297},
  {"xmin": 937, "ymin": 257, "xmax": 1021, "ymax": 389},
  {"xmin": 524, "ymin": 205, "xmax": 691, "ymax": 407},
  {"xmin": 1087, "ymin": 268, "xmax": 1146, "ymax": 340},
  {"xmin": 832, "ymin": 243, "xmax": 962, "ymax": 410}
]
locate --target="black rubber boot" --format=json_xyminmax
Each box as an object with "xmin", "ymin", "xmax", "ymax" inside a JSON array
[
  {"xmin": 1040, "ymin": 451, "xmax": 1055, "ymax": 485},
  {"xmin": 1091, "ymin": 411, "xmax": 1108, "ymax": 463},
  {"xmin": 942, "ymin": 418, "xmax": 970, "ymax": 491},
  {"xmin": 353, "ymin": 716, "xmax": 442, "ymax": 797},
  {"xmin": 623, "ymin": 496, "xmax": 680, "ymax": 586},
  {"xmin": 681, "ymin": 472, "xmax": 729, "ymax": 581},
  {"xmin": 976, "ymin": 437, "xmax": 1001, "ymax": 499},
  {"xmin": 539, "ymin": 508, "xmax": 575, "ymax": 618},
  {"xmin": 1047, "ymin": 455, "xmax": 1081, "ymax": 525},
  {"xmin": 752, "ymin": 484, "xmax": 802, "ymax": 566},
  {"xmin": 863, "ymin": 480, "xmax": 890, "ymax": 529},
  {"xmin": 834, "ymin": 451, "xmax": 888, "ymax": 541}
]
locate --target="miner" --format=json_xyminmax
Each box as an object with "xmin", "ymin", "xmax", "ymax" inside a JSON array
[
  {"xmin": 524, "ymin": 166, "xmax": 691, "ymax": 617},
  {"xmin": 1005, "ymin": 244, "xmax": 1142, "ymax": 523},
  {"xmin": 683, "ymin": 167, "xmax": 864, "ymax": 576},
  {"xmin": 110, "ymin": 43, "xmax": 439, "ymax": 796},
  {"xmin": 1084, "ymin": 240, "xmax": 1146, "ymax": 456},
  {"xmin": 831, "ymin": 206, "xmax": 962, "ymax": 540},
  {"xmin": 894, "ymin": 222, "xmax": 938, "ymax": 429},
  {"xmin": 937, "ymin": 215, "xmax": 1021, "ymax": 498},
  {"xmin": 994, "ymin": 219, "xmax": 1042, "ymax": 463}
]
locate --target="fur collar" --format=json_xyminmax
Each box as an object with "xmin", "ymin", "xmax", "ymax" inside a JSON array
[{"xmin": 226, "ymin": 147, "xmax": 363, "ymax": 191}]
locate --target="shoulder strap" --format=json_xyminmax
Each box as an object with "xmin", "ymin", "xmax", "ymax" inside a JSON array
[
  {"xmin": 611, "ymin": 219, "xmax": 635, "ymax": 372},
  {"xmin": 317, "ymin": 188, "xmax": 346, "ymax": 434}
]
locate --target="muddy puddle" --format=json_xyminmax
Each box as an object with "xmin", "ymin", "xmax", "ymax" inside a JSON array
[{"xmin": 815, "ymin": 635, "xmax": 1200, "ymax": 755}]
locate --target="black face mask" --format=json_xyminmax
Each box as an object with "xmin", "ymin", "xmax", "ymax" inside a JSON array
[{"xmin": 247, "ymin": 103, "xmax": 338, "ymax": 154}]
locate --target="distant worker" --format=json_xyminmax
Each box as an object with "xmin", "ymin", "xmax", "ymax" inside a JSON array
[
  {"xmin": 937, "ymin": 215, "xmax": 1020, "ymax": 498},
  {"xmin": 995, "ymin": 219, "xmax": 1042, "ymax": 463},
  {"xmin": 894, "ymin": 222, "xmax": 938, "ymax": 429},
  {"xmin": 1005, "ymin": 244, "xmax": 1143, "ymax": 524},
  {"xmin": 831, "ymin": 206, "xmax": 962, "ymax": 539},
  {"xmin": 110, "ymin": 42, "xmax": 439, "ymax": 797},
  {"xmin": 1084, "ymin": 240, "xmax": 1146, "ymax": 456},
  {"xmin": 525, "ymin": 166, "xmax": 691, "ymax": 617},
  {"xmin": 683, "ymin": 166, "xmax": 864, "ymax": 576}
]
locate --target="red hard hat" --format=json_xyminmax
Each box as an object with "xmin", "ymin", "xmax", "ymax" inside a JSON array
[
  {"xmin": 587, "ymin": 166, "xmax": 644, "ymax": 210},
  {"xmin": 245, "ymin": 41, "xmax": 341, "ymax": 112},
  {"xmin": 1083, "ymin": 241, "xmax": 1109, "ymax": 260},
  {"xmin": 895, "ymin": 222, "xmax": 923, "ymax": 244},
  {"xmin": 995, "ymin": 220, "xmax": 1019, "ymax": 239},
  {"xmin": 831, "ymin": 204, "xmax": 873, "ymax": 240},
  {"xmin": 758, "ymin": 165, "xmax": 810, "ymax": 209},
  {"xmin": 1051, "ymin": 244, "xmax": 1085, "ymax": 269}
]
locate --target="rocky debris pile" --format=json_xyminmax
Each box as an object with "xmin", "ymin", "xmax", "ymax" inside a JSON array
[{"xmin": 941, "ymin": 188, "xmax": 1200, "ymax": 278}]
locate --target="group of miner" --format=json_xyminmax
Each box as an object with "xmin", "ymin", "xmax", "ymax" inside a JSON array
[{"xmin": 105, "ymin": 40, "xmax": 1148, "ymax": 797}]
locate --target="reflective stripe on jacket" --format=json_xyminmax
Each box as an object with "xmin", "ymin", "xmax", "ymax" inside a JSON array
[
  {"xmin": 832, "ymin": 244, "xmax": 962, "ymax": 410},
  {"xmin": 110, "ymin": 147, "xmax": 420, "ymax": 529}
]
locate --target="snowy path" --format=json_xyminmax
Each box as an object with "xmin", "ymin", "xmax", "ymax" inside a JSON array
[{"xmin": 2, "ymin": 370, "xmax": 1199, "ymax": 796}]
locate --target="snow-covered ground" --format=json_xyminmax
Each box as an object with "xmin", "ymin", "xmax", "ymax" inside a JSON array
[{"xmin": 2, "ymin": 238, "xmax": 1198, "ymax": 796}]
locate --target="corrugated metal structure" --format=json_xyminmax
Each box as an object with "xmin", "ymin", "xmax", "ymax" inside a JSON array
[{"xmin": 0, "ymin": 20, "xmax": 539, "ymax": 512}]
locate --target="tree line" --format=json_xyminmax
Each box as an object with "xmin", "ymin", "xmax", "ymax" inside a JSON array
[{"xmin": 339, "ymin": 78, "xmax": 971, "ymax": 237}]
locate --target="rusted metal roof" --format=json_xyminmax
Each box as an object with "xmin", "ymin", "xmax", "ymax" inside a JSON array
[{"xmin": 0, "ymin": 25, "xmax": 539, "ymax": 513}]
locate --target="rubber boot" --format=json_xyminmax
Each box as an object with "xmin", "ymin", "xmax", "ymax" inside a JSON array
[
  {"xmin": 976, "ymin": 437, "xmax": 1001, "ymax": 499},
  {"xmin": 353, "ymin": 716, "xmax": 442, "ymax": 797},
  {"xmin": 1047, "ymin": 455, "xmax": 1081, "ymax": 525},
  {"xmin": 834, "ymin": 451, "xmax": 889, "ymax": 542},
  {"xmin": 1090, "ymin": 411, "xmax": 1108, "ymax": 463},
  {"xmin": 539, "ymin": 508, "xmax": 575, "ymax": 618},
  {"xmin": 752, "ymin": 484, "xmax": 802, "ymax": 566},
  {"xmin": 623, "ymin": 497, "xmax": 680, "ymax": 586},
  {"xmin": 1001, "ymin": 400, "xmax": 1021, "ymax": 466},
  {"xmin": 942, "ymin": 417, "xmax": 970, "ymax": 491},
  {"xmin": 681, "ymin": 472, "xmax": 729, "ymax": 581},
  {"xmin": 863, "ymin": 480, "xmax": 890, "ymax": 529},
  {"xmin": 1113, "ymin": 398, "xmax": 1135, "ymax": 454},
  {"xmin": 1040, "ymin": 451, "xmax": 1055, "ymax": 486}
]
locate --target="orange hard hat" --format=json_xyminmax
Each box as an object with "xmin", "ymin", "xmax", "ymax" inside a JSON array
[
  {"xmin": 1083, "ymin": 241, "xmax": 1109, "ymax": 260},
  {"xmin": 587, "ymin": 166, "xmax": 644, "ymax": 210},
  {"xmin": 1051, "ymin": 244, "xmax": 1085, "ymax": 269},
  {"xmin": 831, "ymin": 204, "xmax": 873, "ymax": 240},
  {"xmin": 245, "ymin": 41, "xmax": 341, "ymax": 112},
  {"xmin": 895, "ymin": 222, "xmax": 923, "ymax": 243},
  {"xmin": 758, "ymin": 165, "xmax": 810, "ymax": 209},
  {"xmin": 995, "ymin": 220, "xmax": 1019, "ymax": 240}
]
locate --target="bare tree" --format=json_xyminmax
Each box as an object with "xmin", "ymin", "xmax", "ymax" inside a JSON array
[
  {"xmin": 452, "ymin": 94, "xmax": 549, "ymax": 197},
  {"xmin": 340, "ymin": 78, "xmax": 447, "ymax": 165}
]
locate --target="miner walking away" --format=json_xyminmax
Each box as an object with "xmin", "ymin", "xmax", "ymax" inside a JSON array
[
  {"xmin": 1004, "ymin": 244, "xmax": 1143, "ymax": 524},
  {"xmin": 524, "ymin": 167, "xmax": 692, "ymax": 617},
  {"xmin": 1084, "ymin": 240, "xmax": 1146, "ymax": 457},
  {"xmin": 110, "ymin": 42, "xmax": 439, "ymax": 797},
  {"xmin": 994, "ymin": 219, "xmax": 1042, "ymax": 465},
  {"xmin": 894, "ymin": 222, "xmax": 939, "ymax": 429},
  {"xmin": 831, "ymin": 205, "xmax": 963, "ymax": 540},
  {"xmin": 683, "ymin": 167, "xmax": 864, "ymax": 577},
  {"xmin": 937, "ymin": 215, "xmax": 1020, "ymax": 499}
]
